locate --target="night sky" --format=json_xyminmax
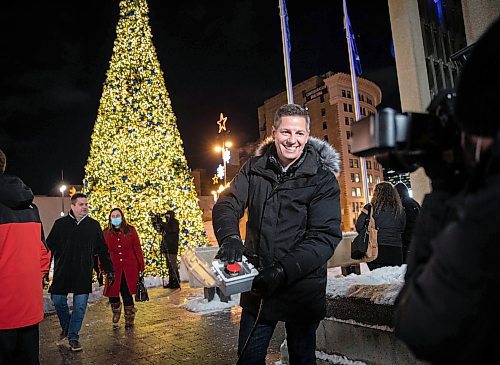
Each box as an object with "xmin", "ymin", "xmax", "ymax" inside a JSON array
[{"xmin": 0, "ymin": 1, "xmax": 399, "ymax": 195}]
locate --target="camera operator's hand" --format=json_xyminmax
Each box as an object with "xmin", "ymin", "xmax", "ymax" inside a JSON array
[
  {"xmin": 106, "ymin": 272, "xmax": 115, "ymax": 286},
  {"xmin": 215, "ymin": 235, "xmax": 244, "ymax": 264},
  {"xmin": 251, "ymin": 263, "xmax": 286, "ymax": 298}
]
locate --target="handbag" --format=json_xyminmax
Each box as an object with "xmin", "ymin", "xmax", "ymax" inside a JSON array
[
  {"xmin": 351, "ymin": 204, "xmax": 378, "ymax": 261},
  {"xmin": 135, "ymin": 274, "xmax": 149, "ymax": 302}
]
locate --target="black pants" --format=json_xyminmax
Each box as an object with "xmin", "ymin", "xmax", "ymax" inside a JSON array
[
  {"xmin": 0, "ymin": 324, "xmax": 39, "ymax": 365},
  {"xmin": 165, "ymin": 253, "xmax": 179, "ymax": 285},
  {"xmin": 108, "ymin": 273, "xmax": 134, "ymax": 306}
]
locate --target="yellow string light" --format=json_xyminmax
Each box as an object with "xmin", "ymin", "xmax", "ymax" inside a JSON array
[{"xmin": 83, "ymin": 0, "xmax": 208, "ymax": 277}]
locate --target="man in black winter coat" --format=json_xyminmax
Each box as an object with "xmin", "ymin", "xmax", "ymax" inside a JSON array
[
  {"xmin": 213, "ymin": 104, "xmax": 342, "ymax": 364},
  {"xmin": 394, "ymin": 182, "xmax": 420, "ymax": 262},
  {"xmin": 47, "ymin": 193, "xmax": 114, "ymax": 352},
  {"xmin": 159, "ymin": 210, "xmax": 180, "ymax": 289},
  {"xmin": 393, "ymin": 17, "xmax": 500, "ymax": 364}
]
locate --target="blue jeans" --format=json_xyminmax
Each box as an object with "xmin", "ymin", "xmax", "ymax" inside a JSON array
[
  {"xmin": 238, "ymin": 310, "xmax": 319, "ymax": 365},
  {"xmin": 51, "ymin": 294, "xmax": 89, "ymax": 342}
]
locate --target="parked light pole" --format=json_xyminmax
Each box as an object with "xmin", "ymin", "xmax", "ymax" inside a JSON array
[
  {"xmin": 59, "ymin": 184, "xmax": 67, "ymax": 216},
  {"xmin": 214, "ymin": 140, "xmax": 232, "ymax": 186}
]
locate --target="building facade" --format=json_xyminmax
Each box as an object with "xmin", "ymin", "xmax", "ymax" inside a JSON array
[
  {"xmin": 258, "ymin": 72, "xmax": 384, "ymax": 231},
  {"xmin": 387, "ymin": 0, "xmax": 500, "ymax": 203}
]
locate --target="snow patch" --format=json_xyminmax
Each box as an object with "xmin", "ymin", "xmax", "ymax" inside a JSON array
[
  {"xmin": 316, "ymin": 350, "xmax": 367, "ymax": 364},
  {"xmin": 326, "ymin": 265, "xmax": 405, "ymax": 305},
  {"xmin": 181, "ymin": 292, "xmax": 241, "ymax": 314}
]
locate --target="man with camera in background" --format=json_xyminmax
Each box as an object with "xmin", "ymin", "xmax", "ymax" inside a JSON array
[
  {"xmin": 151, "ymin": 210, "xmax": 180, "ymax": 289},
  {"xmin": 390, "ymin": 18, "xmax": 500, "ymax": 363}
]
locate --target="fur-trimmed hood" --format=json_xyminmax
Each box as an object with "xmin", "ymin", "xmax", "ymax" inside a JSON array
[{"xmin": 255, "ymin": 136, "xmax": 341, "ymax": 175}]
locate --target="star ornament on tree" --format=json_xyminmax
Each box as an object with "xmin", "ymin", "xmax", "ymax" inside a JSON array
[
  {"xmin": 217, "ymin": 113, "xmax": 228, "ymax": 134},
  {"xmin": 212, "ymin": 175, "xmax": 219, "ymax": 184}
]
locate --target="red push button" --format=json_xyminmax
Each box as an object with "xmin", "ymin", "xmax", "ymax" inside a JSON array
[{"xmin": 225, "ymin": 263, "xmax": 241, "ymax": 276}]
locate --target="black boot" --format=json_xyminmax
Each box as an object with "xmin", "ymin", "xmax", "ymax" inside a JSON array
[{"xmin": 169, "ymin": 281, "xmax": 180, "ymax": 289}]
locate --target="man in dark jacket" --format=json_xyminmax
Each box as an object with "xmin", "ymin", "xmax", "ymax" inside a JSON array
[
  {"xmin": 0, "ymin": 149, "xmax": 51, "ymax": 364},
  {"xmin": 160, "ymin": 210, "xmax": 180, "ymax": 289},
  {"xmin": 394, "ymin": 182, "xmax": 420, "ymax": 262},
  {"xmin": 213, "ymin": 104, "xmax": 342, "ymax": 364},
  {"xmin": 394, "ymin": 17, "xmax": 500, "ymax": 363},
  {"xmin": 47, "ymin": 192, "xmax": 114, "ymax": 352}
]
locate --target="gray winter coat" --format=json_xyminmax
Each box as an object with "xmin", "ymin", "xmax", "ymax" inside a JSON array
[{"xmin": 213, "ymin": 137, "xmax": 342, "ymax": 322}]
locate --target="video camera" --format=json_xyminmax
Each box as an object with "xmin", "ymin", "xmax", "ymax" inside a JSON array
[
  {"xmin": 149, "ymin": 211, "xmax": 166, "ymax": 233},
  {"xmin": 351, "ymin": 90, "xmax": 464, "ymax": 173}
]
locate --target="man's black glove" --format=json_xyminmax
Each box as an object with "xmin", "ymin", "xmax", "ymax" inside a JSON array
[
  {"xmin": 215, "ymin": 236, "xmax": 244, "ymax": 264},
  {"xmin": 106, "ymin": 272, "xmax": 115, "ymax": 286},
  {"xmin": 251, "ymin": 263, "xmax": 286, "ymax": 298}
]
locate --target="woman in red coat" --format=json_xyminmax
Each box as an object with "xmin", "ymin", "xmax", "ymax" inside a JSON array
[{"xmin": 103, "ymin": 208, "xmax": 145, "ymax": 328}]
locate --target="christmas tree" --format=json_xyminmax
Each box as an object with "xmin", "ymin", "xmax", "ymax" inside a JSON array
[{"xmin": 83, "ymin": 0, "xmax": 208, "ymax": 276}]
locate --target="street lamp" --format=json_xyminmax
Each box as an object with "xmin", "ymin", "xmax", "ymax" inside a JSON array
[
  {"xmin": 214, "ymin": 140, "xmax": 232, "ymax": 185},
  {"xmin": 59, "ymin": 184, "xmax": 67, "ymax": 216}
]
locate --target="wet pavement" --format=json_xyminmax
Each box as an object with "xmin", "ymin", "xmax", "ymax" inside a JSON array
[{"xmin": 39, "ymin": 284, "xmax": 285, "ymax": 365}]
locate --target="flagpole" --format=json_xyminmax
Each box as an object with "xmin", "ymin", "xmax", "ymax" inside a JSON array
[
  {"xmin": 343, "ymin": 0, "xmax": 369, "ymax": 204},
  {"xmin": 279, "ymin": 0, "xmax": 293, "ymax": 104}
]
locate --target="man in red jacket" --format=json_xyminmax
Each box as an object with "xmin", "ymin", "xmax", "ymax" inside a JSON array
[{"xmin": 0, "ymin": 148, "xmax": 51, "ymax": 364}]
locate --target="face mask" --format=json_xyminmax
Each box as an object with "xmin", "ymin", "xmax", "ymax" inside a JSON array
[{"xmin": 111, "ymin": 217, "xmax": 122, "ymax": 227}]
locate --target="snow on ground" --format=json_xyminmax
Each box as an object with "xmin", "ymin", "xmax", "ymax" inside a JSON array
[
  {"xmin": 316, "ymin": 350, "xmax": 367, "ymax": 365},
  {"xmin": 181, "ymin": 292, "xmax": 241, "ymax": 314},
  {"xmin": 326, "ymin": 264, "xmax": 406, "ymax": 305}
]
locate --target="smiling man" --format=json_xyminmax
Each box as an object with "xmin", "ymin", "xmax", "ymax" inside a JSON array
[
  {"xmin": 213, "ymin": 104, "xmax": 342, "ymax": 364},
  {"xmin": 272, "ymin": 112, "xmax": 310, "ymax": 168}
]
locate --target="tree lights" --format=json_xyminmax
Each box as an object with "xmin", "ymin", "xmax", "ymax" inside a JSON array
[{"xmin": 83, "ymin": 0, "xmax": 208, "ymax": 276}]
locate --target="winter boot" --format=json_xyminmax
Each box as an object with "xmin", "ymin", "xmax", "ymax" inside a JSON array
[
  {"xmin": 124, "ymin": 305, "xmax": 137, "ymax": 328},
  {"xmin": 111, "ymin": 302, "xmax": 122, "ymax": 325}
]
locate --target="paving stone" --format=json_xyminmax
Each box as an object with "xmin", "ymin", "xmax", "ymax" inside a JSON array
[{"xmin": 40, "ymin": 284, "xmax": 285, "ymax": 364}]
